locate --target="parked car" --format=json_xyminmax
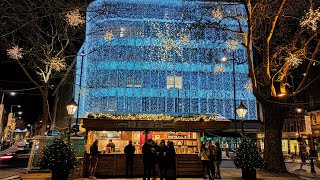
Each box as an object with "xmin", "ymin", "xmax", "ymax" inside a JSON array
[{"xmin": 0, "ymin": 147, "xmax": 31, "ymax": 167}]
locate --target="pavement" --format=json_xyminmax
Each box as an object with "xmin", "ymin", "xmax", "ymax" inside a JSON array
[{"xmin": 1, "ymin": 160, "xmax": 320, "ymax": 180}]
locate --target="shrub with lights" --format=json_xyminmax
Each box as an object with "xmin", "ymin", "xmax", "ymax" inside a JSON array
[
  {"xmin": 39, "ymin": 136, "xmax": 77, "ymax": 180},
  {"xmin": 233, "ymin": 137, "xmax": 263, "ymax": 180}
]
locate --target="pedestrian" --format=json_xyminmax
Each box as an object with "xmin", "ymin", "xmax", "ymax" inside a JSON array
[
  {"xmin": 199, "ymin": 143, "xmax": 212, "ymax": 179},
  {"xmin": 207, "ymin": 141, "xmax": 215, "ymax": 180},
  {"xmin": 151, "ymin": 140, "xmax": 158, "ymax": 180},
  {"xmin": 143, "ymin": 139, "xmax": 153, "ymax": 180},
  {"xmin": 166, "ymin": 141, "xmax": 176, "ymax": 180},
  {"xmin": 124, "ymin": 140, "xmax": 135, "ymax": 178},
  {"xmin": 158, "ymin": 140, "xmax": 167, "ymax": 180},
  {"xmin": 88, "ymin": 139, "xmax": 99, "ymax": 179},
  {"xmin": 106, "ymin": 139, "xmax": 115, "ymax": 152},
  {"xmin": 214, "ymin": 142, "xmax": 222, "ymax": 179}
]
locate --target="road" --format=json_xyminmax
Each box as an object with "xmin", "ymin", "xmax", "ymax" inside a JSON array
[{"xmin": 0, "ymin": 165, "xmax": 26, "ymax": 179}]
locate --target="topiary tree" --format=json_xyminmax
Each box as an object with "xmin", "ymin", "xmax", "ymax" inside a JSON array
[
  {"xmin": 234, "ymin": 137, "xmax": 263, "ymax": 180},
  {"xmin": 39, "ymin": 136, "xmax": 77, "ymax": 180}
]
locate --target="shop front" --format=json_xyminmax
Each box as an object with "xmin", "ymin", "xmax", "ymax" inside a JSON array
[{"xmin": 82, "ymin": 118, "xmax": 230, "ymax": 178}]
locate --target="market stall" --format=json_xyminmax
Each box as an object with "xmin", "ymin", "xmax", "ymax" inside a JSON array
[{"xmin": 82, "ymin": 115, "xmax": 230, "ymax": 178}]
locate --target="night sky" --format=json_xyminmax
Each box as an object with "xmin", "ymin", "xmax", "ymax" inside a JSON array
[{"xmin": 0, "ymin": 50, "xmax": 43, "ymax": 125}]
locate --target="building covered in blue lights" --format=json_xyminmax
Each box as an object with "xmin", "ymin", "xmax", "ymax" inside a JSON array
[{"xmin": 75, "ymin": 0, "xmax": 257, "ymax": 121}]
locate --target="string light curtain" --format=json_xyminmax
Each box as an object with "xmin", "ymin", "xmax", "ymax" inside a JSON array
[{"xmin": 75, "ymin": 0, "xmax": 257, "ymax": 120}]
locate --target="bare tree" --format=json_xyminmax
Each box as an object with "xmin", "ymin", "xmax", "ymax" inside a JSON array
[
  {"xmin": 194, "ymin": 0, "xmax": 320, "ymax": 172},
  {"xmin": 0, "ymin": 0, "xmax": 86, "ymax": 136}
]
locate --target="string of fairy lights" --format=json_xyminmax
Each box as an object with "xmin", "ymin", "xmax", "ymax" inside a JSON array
[
  {"xmin": 74, "ymin": 0, "xmax": 257, "ymax": 120},
  {"xmin": 5, "ymin": 0, "xmax": 319, "ymax": 121}
]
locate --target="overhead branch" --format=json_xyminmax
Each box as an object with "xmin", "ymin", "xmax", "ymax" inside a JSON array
[
  {"xmin": 295, "ymin": 39, "xmax": 320, "ymax": 94},
  {"xmin": 16, "ymin": 59, "xmax": 45, "ymax": 96}
]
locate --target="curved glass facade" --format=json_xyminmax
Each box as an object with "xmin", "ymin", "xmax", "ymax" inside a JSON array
[{"xmin": 75, "ymin": 0, "xmax": 257, "ymax": 120}]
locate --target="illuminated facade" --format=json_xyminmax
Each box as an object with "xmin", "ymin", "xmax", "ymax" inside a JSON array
[{"xmin": 75, "ymin": 0, "xmax": 257, "ymax": 120}]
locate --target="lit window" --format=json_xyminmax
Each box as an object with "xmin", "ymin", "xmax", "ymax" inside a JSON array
[
  {"xmin": 167, "ymin": 75, "xmax": 182, "ymax": 89},
  {"xmin": 312, "ymin": 114, "xmax": 316, "ymax": 125},
  {"xmin": 127, "ymin": 75, "xmax": 141, "ymax": 88},
  {"xmin": 120, "ymin": 27, "xmax": 126, "ymax": 37}
]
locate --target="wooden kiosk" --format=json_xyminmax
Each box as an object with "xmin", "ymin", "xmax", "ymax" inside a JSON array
[{"xmin": 82, "ymin": 117, "xmax": 230, "ymax": 178}]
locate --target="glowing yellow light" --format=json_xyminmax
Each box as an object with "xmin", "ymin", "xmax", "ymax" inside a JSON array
[{"xmin": 104, "ymin": 30, "xmax": 113, "ymax": 40}]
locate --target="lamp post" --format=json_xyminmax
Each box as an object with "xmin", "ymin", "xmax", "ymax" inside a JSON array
[
  {"xmin": 66, "ymin": 98, "xmax": 78, "ymax": 141},
  {"xmin": 295, "ymin": 107, "xmax": 305, "ymax": 162},
  {"xmin": 13, "ymin": 111, "xmax": 23, "ymax": 118},
  {"xmin": 308, "ymin": 134, "xmax": 316, "ymax": 173},
  {"xmin": 232, "ymin": 51, "xmax": 238, "ymax": 149},
  {"xmin": 11, "ymin": 105, "xmax": 21, "ymax": 113},
  {"xmin": 75, "ymin": 50, "xmax": 85, "ymax": 133},
  {"xmin": 236, "ymin": 100, "xmax": 248, "ymax": 135}
]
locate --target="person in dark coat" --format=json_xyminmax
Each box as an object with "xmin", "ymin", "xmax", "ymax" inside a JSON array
[
  {"xmin": 124, "ymin": 140, "xmax": 135, "ymax": 178},
  {"xmin": 143, "ymin": 139, "xmax": 153, "ymax": 180},
  {"xmin": 158, "ymin": 140, "xmax": 168, "ymax": 180},
  {"xmin": 165, "ymin": 141, "xmax": 176, "ymax": 180},
  {"xmin": 207, "ymin": 141, "xmax": 215, "ymax": 180},
  {"xmin": 151, "ymin": 140, "xmax": 158, "ymax": 180},
  {"xmin": 89, "ymin": 139, "xmax": 99, "ymax": 179},
  {"xmin": 214, "ymin": 142, "xmax": 222, "ymax": 179}
]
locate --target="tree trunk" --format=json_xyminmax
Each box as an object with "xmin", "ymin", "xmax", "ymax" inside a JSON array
[
  {"xmin": 40, "ymin": 86, "xmax": 49, "ymax": 136},
  {"xmin": 242, "ymin": 168, "xmax": 256, "ymax": 180},
  {"xmin": 262, "ymin": 101, "xmax": 287, "ymax": 172}
]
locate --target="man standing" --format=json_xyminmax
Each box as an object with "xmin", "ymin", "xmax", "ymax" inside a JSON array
[
  {"xmin": 143, "ymin": 139, "xmax": 153, "ymax": 180},
  {"xmin": 89, "ymin": 139, "xmax": 99, "ymax": 179},
  {"xmin": 158, "ymin": 140, "xmax": 167, "ymax": 180},
  {"xmin": 106, "ymin": 139, "xmax": 115, "ymax": 152},
  {"xmin": 214, "ymin": 142, "xmax": 222, "ymax": 179},
  {"xmin": 124, "ymin": 140, "xmax": 135, "ymax": 178}
]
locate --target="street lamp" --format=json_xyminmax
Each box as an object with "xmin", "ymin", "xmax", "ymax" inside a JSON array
[
  {"xmin": 13, "ymin": 111, "xmax": 23, "ymax": 118},
  {"xmin": 236, "ymin": 100, "xmax": 248, "ymax": 135},
  {"xmin": 11, "ymin": 105, "xmax": 21, "ymax": 113},
  {"xmin": 66, "ymin": 98, "xmax": 78, "ymax": 141},
  {"xmin": 75, "ymin": 50, "xmax": 85, "ymax": 133},
  {"xmin": 9, "ymin": 92, "xmax": 16, "ymax": 96}
]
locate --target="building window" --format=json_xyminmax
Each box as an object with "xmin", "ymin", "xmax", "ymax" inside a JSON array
[
  {"xmin": 312, "ymin": 114, "xmax": 317, "ymax": 125},
  {"xmin": 290, "ymin": 124, "xmax": 294, "ymax": 132},
  {"xmin": 127, "ymin": 74, "xmax": 141, "ymax": 88},
  {"xmin": 167, "ymin": 75, "xmax": 182, "ymax": 89}
]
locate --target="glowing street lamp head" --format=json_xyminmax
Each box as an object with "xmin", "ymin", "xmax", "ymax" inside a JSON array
[
  {"xmin": 296, "ymin": 107, "xmax": 303, "ymax": 113},
  {"xmin": 10, "ymin": 92, "xmax": 16, "ymax": 96},
  {"xmin": 66, "ymin": 98, "xmax": 78, "ymax": 116},
  {"xmin": 17, "ymin": 111, "xmax": 23, "ymax": 115},
  {"xmin": 221, "ymin": 56, "xmax": 228, "ymax": 62}
]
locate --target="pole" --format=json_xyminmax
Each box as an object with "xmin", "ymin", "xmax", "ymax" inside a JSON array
[
  {"xmin": 75, "ymin": 51, "xmax": 85, "ymax": 131},
  {"xmin": 232, "ymin": 51, "xmax": 238, "ymax": 149},
  {"xmin": 309, "ymin": 135, "xmax": 316, "ymax": 173},
  {"xmin": 68, "ymin": 116, "xmax": 72, "ymax": 142},
  {"xmin": 241, "ymin": 119, "xmax": 244, "ymax": 135},
  {"xmin": 1, "ymin": 91, "xmax": 4, "ymax": 105}
]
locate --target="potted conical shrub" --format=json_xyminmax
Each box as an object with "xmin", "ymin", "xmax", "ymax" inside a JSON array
[
  {"xmin": 233, "ymin": 137, "xmax": 263, "ymax": 180},
  {"xmin": 39, "ymin": 136, "xmax": 77, "ymax": 180}
]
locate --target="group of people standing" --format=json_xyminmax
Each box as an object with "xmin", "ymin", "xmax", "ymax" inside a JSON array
[
  {"xmin": 88, "ymin": 139, "xmax": 222, "ymax": 180},
  {"xmin": 199, "ymin": 141, "xmax": 222, "ymax": 179},
  {"xmin": 142, "ymin": 139, "xmax": 176, "ymax": 180}
]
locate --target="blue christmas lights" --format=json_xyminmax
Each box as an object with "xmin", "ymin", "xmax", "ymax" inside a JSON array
[{"xmin": 75, "ymin": 0, "xmax": 257, "ymax": 120}]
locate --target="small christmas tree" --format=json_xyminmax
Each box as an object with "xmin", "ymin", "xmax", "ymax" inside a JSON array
[
  {"xmin": 233, "ymin": 137, "xmax": 263, "ymax": 179},
  {"xmin": 39, "ymin": 136, "xmax": 77, "ymax": 180}
]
